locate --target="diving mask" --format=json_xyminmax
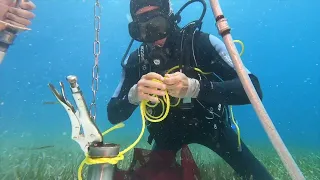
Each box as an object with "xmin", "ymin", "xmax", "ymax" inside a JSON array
[{"xmin": 128, "ymin": 10, "xmax": 172, "ymax": 43}]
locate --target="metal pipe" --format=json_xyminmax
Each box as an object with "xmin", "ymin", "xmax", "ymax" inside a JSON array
[
  {"xmin": 87, "ymin": 143, "xmax": 120, "ymax": 180},
  {"xmin": 208, "ymin": 0, "xmax": 305, "ymax": 179}
]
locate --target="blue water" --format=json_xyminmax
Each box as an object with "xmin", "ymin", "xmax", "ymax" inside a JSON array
[{"xmin": 0, "ymin": 0, "xmax": 319, "ymax": 170}]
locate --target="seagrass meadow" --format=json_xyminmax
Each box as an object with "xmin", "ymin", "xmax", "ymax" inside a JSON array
[{"xmin": 1, "ymin": 137, "xmax": 319, "ymax": 180}]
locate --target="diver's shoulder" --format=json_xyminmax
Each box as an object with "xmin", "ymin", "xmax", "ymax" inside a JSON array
[
  {"xmin": 193, "ymin": 31, "xmax": 212, "ymax": 50},
  {"xmin": 125, "ymin": 48, "xmax": 139, "ymax": 66},
  {"xmin": 195, "ymin": 31, "xmax": 219, "ymax": 44},
  {"xmin": 195, "ymin": 31, "xmax": 225, "ymax": 50}
]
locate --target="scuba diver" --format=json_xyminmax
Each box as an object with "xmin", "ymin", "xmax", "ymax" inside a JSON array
[{"xmin": 107, "ymin": 0, "xmax": 273, "ymax": 179}]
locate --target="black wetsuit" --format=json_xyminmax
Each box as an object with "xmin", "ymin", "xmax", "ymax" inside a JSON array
[{"xmin": 107, "ymin": 30, "xmax": 273, "ymax": 180}]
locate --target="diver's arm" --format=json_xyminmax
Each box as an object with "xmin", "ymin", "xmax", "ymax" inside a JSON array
[
  {"xmin": 194, "ymin": 33, "xmax": 263, "ymax": 105},
  {"xmin": 196, "ymin": 74, "xmax": 262, "ymax": 105},
  {"xmin": 107, "ymin": 55, "xmax": 140, "ymax": 124}
]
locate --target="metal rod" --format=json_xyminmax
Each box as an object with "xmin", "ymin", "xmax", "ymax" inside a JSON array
[{"xmin": 208, "ymin": 0, "xmax": 305, "ymax": 179}]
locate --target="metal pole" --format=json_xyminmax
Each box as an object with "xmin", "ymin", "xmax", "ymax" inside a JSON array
[
  {"xmin": 208, "ymin": 0, "xmax": 305, "ymax": 179},
  {"xmin": 87, "ymin": 143, "xmax": 120, "ymax": 180}
]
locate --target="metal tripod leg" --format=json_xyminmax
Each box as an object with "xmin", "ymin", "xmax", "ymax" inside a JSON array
[{"xmin": 87, "ymin": 143, "xmax": 120, "ymax": 180}]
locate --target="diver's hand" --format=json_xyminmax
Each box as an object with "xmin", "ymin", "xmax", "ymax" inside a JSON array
[
  {"xmin": 164, "ymin": 72, "xmax": 200, "ymax": 98},
  {"xmin": 0, "ymin": 0, "xmax": 36, "ymax": 29},
  {"xmin": 163, "ymin": 72, "xmax": 189, "ymax": 98},
  {"xmin": 128, "ymin": 72, "xmax": 166, "ymax": 104}
]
